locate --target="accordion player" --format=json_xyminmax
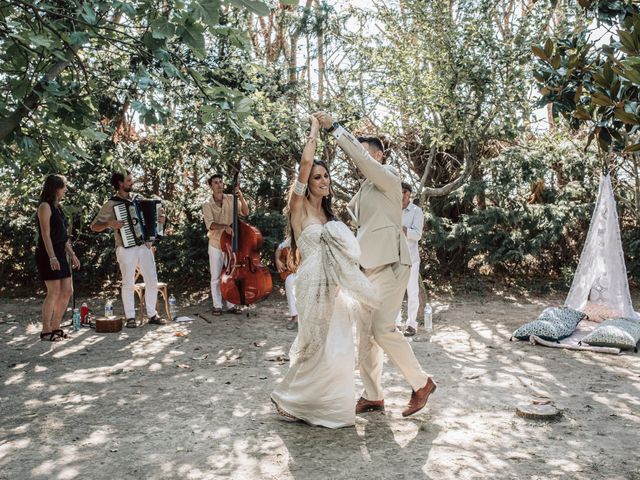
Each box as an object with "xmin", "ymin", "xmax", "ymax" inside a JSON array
[{"xmin": 112, "ymin": 196, "xmax": 164, "ymax": 248}]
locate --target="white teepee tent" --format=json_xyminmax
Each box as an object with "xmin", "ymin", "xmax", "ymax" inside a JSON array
[{"xmin": 565, "ymin": 174, "xmax": 639, "ymax": 319}]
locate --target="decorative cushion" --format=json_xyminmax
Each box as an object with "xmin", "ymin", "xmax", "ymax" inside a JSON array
[
  {"xmin": 580, "ymin": 318, "xmax": 640, "ymax": 351},
  {"xmin": 512, "ymin": 307, "xmax": 585, "ymax": 342},
  {"xmin": 581, "ymin": 302, "xmax": 622, "ymax": 323}
]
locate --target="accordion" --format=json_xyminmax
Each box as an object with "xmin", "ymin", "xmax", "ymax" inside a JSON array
[{"xmin": 113, "ymin": 197, "xmax": 164, "ymax": 248}]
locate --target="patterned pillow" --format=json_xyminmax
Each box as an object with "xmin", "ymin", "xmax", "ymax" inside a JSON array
[
  {"xmin": 580, "ymin": 318, "xmax": 640, "ymax": 351},
  {"xmin": 512, "ymin": 307, "xmax": 585, "ymax": 342}
]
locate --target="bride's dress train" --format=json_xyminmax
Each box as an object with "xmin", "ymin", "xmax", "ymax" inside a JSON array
[{"xmin": 271, "ymin": 222, "xmax": 378, "ymax": 428}]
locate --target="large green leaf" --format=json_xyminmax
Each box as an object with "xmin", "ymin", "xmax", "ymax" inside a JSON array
[
  {"xmin": 178, "ymin": 24, "xmax": 206, "ymax": 55},
  {"xmin": 151, "ymin": 18, "xmax": 175, "ymax": 39},
  {"xmin": 619, "ymin": 66, "xmax": 640, "ymax": 85},
  {"xmin": 531, "ymin": 45, "xmax": 548, "ymax": 61},
  {"xmin": 591, "ymin": 92, "xmax": 614, "ymax": 106},
  {"xmin": 614, "ymin": 109, "xmax": 640, "ymax": 125},
  {"xmin": 623, "ymin": 142, "xmax": 640, "ymax": 152},
  {"xmin": 229, "ymin": 0, "xmax": 271, "ymax": 16},
  {"xmin": 80, "ymin": 128, "xmax": 109, "ymax": 142},
  {"xmin": 195, "ymin": 0, "xmax": 221, "ymax": 27},
  {"xmin": 573, "ymin": 107, "xmax": 592, "ymax": 120}
]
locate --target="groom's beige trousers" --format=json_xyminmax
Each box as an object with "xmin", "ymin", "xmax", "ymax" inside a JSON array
[{"xmin": 358, "ymin": 261, "xmax": 429, "ymax": 401}]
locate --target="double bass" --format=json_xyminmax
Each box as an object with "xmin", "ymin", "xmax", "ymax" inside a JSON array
[{"xmin": 220, "ymin": 169, "xmax": 272, "ymax": 305}]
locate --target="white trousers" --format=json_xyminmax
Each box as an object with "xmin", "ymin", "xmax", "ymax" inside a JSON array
[
  {"xmin": 396, "ymin": 260, "xmax": 421, "ymax": 329},
  {"xmin": 208, "ymin": 245, "xmax": 235, "ymax": 309},
  {"xmin": 284, "ymin": 273, "xmax": 298, "ymax": 317},
  {"xmin": 116, "ymin": 245, "xmax": 158, "ymax": 319}
]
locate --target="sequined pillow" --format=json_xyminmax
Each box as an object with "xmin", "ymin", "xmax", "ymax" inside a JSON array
[
  {"xmin": 582, "ymin": 302, "xmax": 622, "ymax": 323},
  {"xmin": 580, "ymin": 318, "xmax": 640, "ymax": 351},
  {"xmin": 512, "ymin": 307, "xmax": 585, "ymax": 342}
]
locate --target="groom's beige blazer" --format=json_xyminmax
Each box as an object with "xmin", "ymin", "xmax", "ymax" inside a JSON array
[{"xmin": 335, "ymin": 128, "xmax": 412, "ymax": 269}]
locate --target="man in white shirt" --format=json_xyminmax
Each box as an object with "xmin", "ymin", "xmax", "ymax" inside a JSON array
[{"xmin": 396, "ymin": 182, "xmax": 424, "ymax": 337}]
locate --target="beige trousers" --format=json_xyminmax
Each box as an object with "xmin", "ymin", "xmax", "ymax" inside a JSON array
[{"xmin": 358, "ymin": 261, "xmax": 429, "ymax": 401}]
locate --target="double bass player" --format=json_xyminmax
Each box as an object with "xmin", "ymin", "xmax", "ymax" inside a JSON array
[{"xmin": 202, "ymin": 173, "xmax": 248, "ymax": 316}]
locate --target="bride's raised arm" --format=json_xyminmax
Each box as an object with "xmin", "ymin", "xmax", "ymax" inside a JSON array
[{"xmin": 288, "ymin": 115, "xmax": 320, "ymax": 216}]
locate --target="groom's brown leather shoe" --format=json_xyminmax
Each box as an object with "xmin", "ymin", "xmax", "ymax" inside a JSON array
[
  {"xmin": 402, "ymin": 377, "xmax": 437, "ymax": 417},
  {"xmin": 356, "ymin": 397, "xmax": 385, "ymax": 414}
]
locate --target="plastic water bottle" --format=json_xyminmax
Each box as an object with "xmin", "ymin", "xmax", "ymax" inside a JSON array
[
  {"xmin": 423, "ymin": 304, "xmax": 433, "ymax": 331},
  {"xmin": 104, "ymin": 299, "xmax": 114, "ymax": 319},
  {"xmin": 169, "ymin": 294, "xmax": 177, "ymax": 321},
  {"xmin": 72, "ymin": 308, "xmax": 81, "ymax": 331}
]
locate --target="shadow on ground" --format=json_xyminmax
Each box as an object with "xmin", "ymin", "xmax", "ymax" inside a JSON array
[{"xmin": 0, "ymin": 290, "xmax": 639, "ymax": 479}]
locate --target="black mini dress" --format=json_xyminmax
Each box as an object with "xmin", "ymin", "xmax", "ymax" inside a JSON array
[{"xmin": 35, "ymin": 203, "xmax": 71, "ymax": 281}]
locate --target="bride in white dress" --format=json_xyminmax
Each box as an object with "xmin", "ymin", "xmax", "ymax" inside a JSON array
[{"xmin": 270, "ymin": 116, "xmax": 379, "ymax": 428}]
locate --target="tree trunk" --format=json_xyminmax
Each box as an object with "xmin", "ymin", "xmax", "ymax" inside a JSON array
[
  {"xmin": 472, "ymin": 160, "xmax": 486, "ymax": 210},
  {"xmin": 315, "ymin": 0, "xmax": 325, "ymax": 105}
]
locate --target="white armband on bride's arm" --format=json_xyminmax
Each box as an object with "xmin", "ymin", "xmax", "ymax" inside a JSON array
[{"xmin": 292, "ymin": 179, "xmax": 306, "ymax": 196}]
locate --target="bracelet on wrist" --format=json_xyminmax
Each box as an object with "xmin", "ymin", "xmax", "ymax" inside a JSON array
[
  {"xmin": 324, "ymin": 121, "xmax": 339, "ymax": 133},
  {"xmin": 49, "ymin": 257, "xmax": 57, "ymax": 261}
]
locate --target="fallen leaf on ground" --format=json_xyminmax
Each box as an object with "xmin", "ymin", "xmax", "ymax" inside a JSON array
[
  {"xmin": 176, "ymin": 363, "xmax": 191, "ymax": 369},
  {"xmin": 175, "ymin": 332, "xmax": 187, "ymax": 337},
  {"xmin": 191, "ymin": 354, "xmax": 208, "ymax": 360}
]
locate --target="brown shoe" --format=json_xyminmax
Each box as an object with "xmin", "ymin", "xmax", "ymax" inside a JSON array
[
  {"xmin": 211, "ymin": 308, "xmax": 222, "ymax": 316},
  {"xmin": 148, "ymin": 315, "xmax": 168, "ymax": 325},
  {"xmin": 225, "ymin": 306, "xmax": 241, "ymax": 314},
  {"xmin": 356, "ymin": 397, "xmax": 385, "ymax": 414},
  {"xmin": 404, "ymin": 326, "xmax": 417, "ymax": 337},
  {"xmin": 402, "ymin": 377, "xmax": 437, "ymax": 417}
]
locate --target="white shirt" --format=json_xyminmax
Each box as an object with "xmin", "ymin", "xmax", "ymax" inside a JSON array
[{"xmin": 402, "ymin": 202, "xmax": 424, "ymax": 263}]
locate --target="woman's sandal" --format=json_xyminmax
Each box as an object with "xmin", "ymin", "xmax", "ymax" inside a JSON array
[
  {"xmin": 40, "ymin": 330, "xmax": 66, "ymax": 342},
  {"xmin": 52, "ymin": 329, "xmax": 68, "ymax": 339},
  {"xmin": 271, "ymin": 399, "xmax": 300, "ymax": 422}
]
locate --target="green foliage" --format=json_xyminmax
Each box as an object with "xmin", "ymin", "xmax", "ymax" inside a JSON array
[
  {"xmin": 534, "ymin": 0, "xmax": 640, "ymax": 153},
  {"xmin": 3, "ymin": 0, "xmax": 640, "ymax": 295},
  {"xmin": 422, "ymin": 133, "xmax": 625, "ymax": 281},
  {"xmin": 326, "ymin": 1, "xmax": 562, "ymax": 203},
  {"xmin": 0, "ymin": 0, "xmax": 274, "ymax": 168}
]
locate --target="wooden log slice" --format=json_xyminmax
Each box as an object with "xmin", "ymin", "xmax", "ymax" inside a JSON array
[{"xmin": 516, "ymin": 404, "xmax": 562, "ymax": 420}]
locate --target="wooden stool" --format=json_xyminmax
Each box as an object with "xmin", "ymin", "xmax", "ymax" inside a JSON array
[{"xmin": 133, "ymin": 266, "xmax": 170, "ymax": 321}]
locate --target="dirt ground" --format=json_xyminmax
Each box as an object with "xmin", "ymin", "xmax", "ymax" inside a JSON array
[{"xmin": 1, "ymin": 286, "xmax": 639, "ymax": 480}]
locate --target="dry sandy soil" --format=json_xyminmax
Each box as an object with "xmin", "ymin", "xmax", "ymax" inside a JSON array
[{"xmin": 1, "ymin": 287, "xmax": 639, "ymax": 480}]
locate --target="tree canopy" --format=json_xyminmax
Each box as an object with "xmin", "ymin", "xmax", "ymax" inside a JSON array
[{"xmin": 1, "ymin": 0, "xmax": 639, "ymax": 293}]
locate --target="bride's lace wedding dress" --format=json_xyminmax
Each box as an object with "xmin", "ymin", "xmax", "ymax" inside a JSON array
[{"xmin": 271, "ymin": 221, "xmax": 379, "ymax": 428}]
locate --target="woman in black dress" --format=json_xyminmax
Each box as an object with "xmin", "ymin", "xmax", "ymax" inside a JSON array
[{"xmin": 35, "ymin": 174, "xmax": 80, "ymax": 341}]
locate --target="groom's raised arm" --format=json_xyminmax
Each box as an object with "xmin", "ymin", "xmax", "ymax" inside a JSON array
[{"xmin": 315, "ymin": 113, "xmax": 398, "ymax": 192}]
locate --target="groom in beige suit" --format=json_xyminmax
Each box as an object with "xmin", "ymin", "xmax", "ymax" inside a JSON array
[{"xmin": 315, "ymin": 112, "xmax": 436, "ymax": 417}]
